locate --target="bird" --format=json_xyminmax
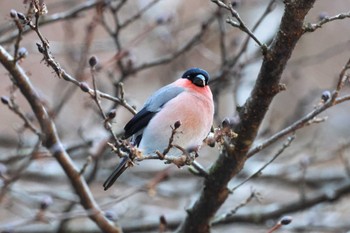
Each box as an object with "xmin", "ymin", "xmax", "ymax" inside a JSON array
[{"xmin": 103, "ymin": 68, "xmax": 214, "ymax": 190}]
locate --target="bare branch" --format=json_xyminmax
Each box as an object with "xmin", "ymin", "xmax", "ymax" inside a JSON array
[
  {"xmin": 247, "ymin": 57, "xmax": 350, "ymax": 158},
  {"xmin": 212, "ymin": 0, "xmax": 265, "ymax": 49},
  {"xmin": 119, "ymin": 0, "xmax": 161, "ymax": 29},
  {"xmin": 226, "ymin": 5, "xmax": 264, "ymax": 48},
  {"xmin": 233, "ymin": 135, "xmax": 295, "ymax": 192},
  {"xmin": 0, "ymin": 45, "xmax": 121, "ymax": 233},
  {"xmin": 1, "ymin": 96, "xmax": 41, "ymax": 136},
  {"xmin": 131, "ymin": 14, "xmax": 216, "ymax": 74},
  {"xmin": 332, "ymin": 57, "xmax": 350, "ymax": 102},
  {"xmin": 27, "ymin": 14, "xmax": 137, "ymax": 115},
  {"xmin": 0, "ymin": 0, "xmax": 111, "ymax": 44},
  {"xmin": 0, "ymin": 140, "xmax": 40, "ymax": 202},
  {"xmin": 104, "ymin": 179, "xmax": 350, "ymax": 231},
  {"xmin": 213, "ymin": 180, "xmax": 350, "ymax": 225},
  {"xmin": 178, "ymin": 1, "xmax": 317, "ymax": 232},
  {"xmin": 212, "ymin": 190, "xmax": 260, "ymax": 224},
  {"xmin": 304, "ymin": 11, "xmax": 350, "ymax": 33}
]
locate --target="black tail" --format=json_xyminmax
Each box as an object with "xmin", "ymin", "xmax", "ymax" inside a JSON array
[{"xmin": 103, "ymin": 156, "xmax": 129, "ymax": 190}]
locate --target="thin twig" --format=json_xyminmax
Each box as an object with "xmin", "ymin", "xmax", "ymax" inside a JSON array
[
  {"xmin": 79, "ymin": 156, "xmax": 92, "ymax": 175},
  {"xmin": 217, "ymin": 8, "xmax": 227, "ymax": 65},
  {"xmin": 0, "ymin": 140, "xmax": 40, "ymax": 202},
  {"xmin": 12, "ymin": 15, "xmax": 24, "ymax": 63},
  {"xmin": 304, "ymin": 11, "xmax": 350, "ymax": 33},
  {"xmin": 0, "ymin": 0, "xmax": 112, "ymax": 44},
  {"xmin": 81, "ymin": 178, "xmax": 350, "ymax": 232},
  {"xmin": 0, "ymin": 39, "xmax": 121, "ymax": 233},
  {"xmin": 90, "ymin": 64, "xmax": 120, "ymax": 144},
  {"xmin": 212, "ymin": 0, "xmax": 264, "ymax": 48},
  {"xmin": 212, "ymin": 190, "xmax": 259, "ymax": 224},
  {"xmin": 248, "ymin": 57, "xmax": 350, "ymax": 158},
  {"xmin": 161, "ymin": 121, "xmax": 181, "ymax": 156},
  {"xmin": 332, "ymin": 57, "xmax": 350, "ymax": 102},
  {"xmin": 226, "ymin": 5, "xmax": 263, "ymax": 47},
  {"xmin": 247, "ymin": 102, "xmax": 327, "ymax": 158},
  {"xmin": 29, "ymin": 15, "xmax": 136, "ymax": 115},
  {"xmin": 231, "ymin": 0, "xmax": 275, "ymax": 63},
  {"xmin": 91, "ymin": 68, "xmax": 106, "ymax": 119},
  {"xmin": 210, "ymin": 0, "xmax": 275, "ymax": 88},
  {"xmin": 131, "ymin": 14, "xmax": 216, "ymax": 74},
  {"xmin": 2, "ymin": 97, "xmax": 41, "ymax": 136},
  {"xmin": 289, "ymin": 39, "xmax": 350, "ymax": 67},
  {"xmin": 213, "ymin": 179, "xmax": 350, "ymax": 225},
  {"xmin": 119, "ymin": 0, "xmax": 161, "ymax": 29},
  {"xmin": 232, "ymin": 135, "xmax": 295, "ymax": 193}
]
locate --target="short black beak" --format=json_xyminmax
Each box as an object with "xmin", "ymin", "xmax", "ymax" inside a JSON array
[{"xmin": 193, "ymin": 74, "xmax": 206, "ymax": 87}]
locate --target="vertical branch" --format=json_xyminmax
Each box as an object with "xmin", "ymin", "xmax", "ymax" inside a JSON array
[
  {"xmin": 217, "ymin": 8, "xmax": 228, "ymax": 66},
  {"xmin": 177, "ymin": 1, "xmax": 316, "ymax": 232}
]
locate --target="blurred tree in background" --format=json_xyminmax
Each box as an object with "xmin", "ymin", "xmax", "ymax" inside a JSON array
[{"xmin": 0, "ymin": 0, "xmax": 350, "ymax": 232}]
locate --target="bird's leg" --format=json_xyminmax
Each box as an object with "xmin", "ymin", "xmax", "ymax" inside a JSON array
[
  {"xmin": 106, "ymin": 139, "xmax": 139, "ymax": 169},
  {"xmin": 209, "ymin": 125, "xmax": 238, "ymax": 146},
  {"xmin": 155, "ymin": 150, "xmax": 165, "ymax": 160},
  {"xmin": 171, "ymin": 144, "xmax": 196, "ymax": 167},
  {"xmin": 169, "ymin": 155, "xmax": 187, "ymax": 168}
]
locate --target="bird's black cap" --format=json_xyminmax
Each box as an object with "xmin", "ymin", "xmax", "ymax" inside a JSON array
[{"xmin": 182, "ymin": 68, "xmax": 210, "ymax": 87}]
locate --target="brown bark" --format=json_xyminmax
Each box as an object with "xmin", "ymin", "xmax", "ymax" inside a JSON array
[{"xmin": 177, "ymin": 1, "xmax": 316, "ymax": 232}]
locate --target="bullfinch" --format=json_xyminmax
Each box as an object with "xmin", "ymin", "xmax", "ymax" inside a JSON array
[{"xmin": 103, "ymin": 68, "xmax": 214, "ymax": 190}]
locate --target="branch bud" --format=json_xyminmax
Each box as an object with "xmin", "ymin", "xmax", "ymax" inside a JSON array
[
  {"xmin": 18, "ymin": 47, "xmax": 28, "ymax": 58},
  {"xmin": 79, "ymin": 82, "xmax": 90, "ymax": 92},
  {"xmin": 318, "ymin": 12, "xmax": 328, "ymax": 20},
  {"xmin": 88, "ymin": 55, "xmax": 98, "ymax": 68},
  {"xmin": 16, "ymin": 12, "xmax": 26, "ymax": 21},
  {"xmin": 105, "ymin": 210, "xmax": 117, "ymax": 221},
  {"xmin": 321, "ymin": 90, "xmax": 331, "ymax": 102},
  {"xmin": 231, "ymin": 0, "xmax": 241, "ymax": 8},
  {"xmin": 40, "ymin": 195, "xmax": 53, "ymax": 210},
  {"xmin": 107, "ymin": 109, "xmax": 117, "ymax": 119},
  {"xmin": 1, "ymin": 96, "xmax": 10, "ymax": 105},
  {"xmin": 279, "ymin": 216, "xmax": 292, "ymax": 225},
  {"xmin": 36, "ymin": 42, "xmax": 45, "ymax": 53},
  {"xmin": 10, "ymin": 9, "xmax": 17, "ymax": 19},
  {"xmin": 174, "ymin": 120, "xmax": 181, "ymax": 129}
]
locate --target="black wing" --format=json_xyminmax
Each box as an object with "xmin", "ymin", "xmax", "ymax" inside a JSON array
[
  {"xmin": 124, "ymin": 85, "xmax": 184, "ymax": 142},
  {"xmin": 124, "ymin": 108, "xmax": 156, "ymax": 139}
]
